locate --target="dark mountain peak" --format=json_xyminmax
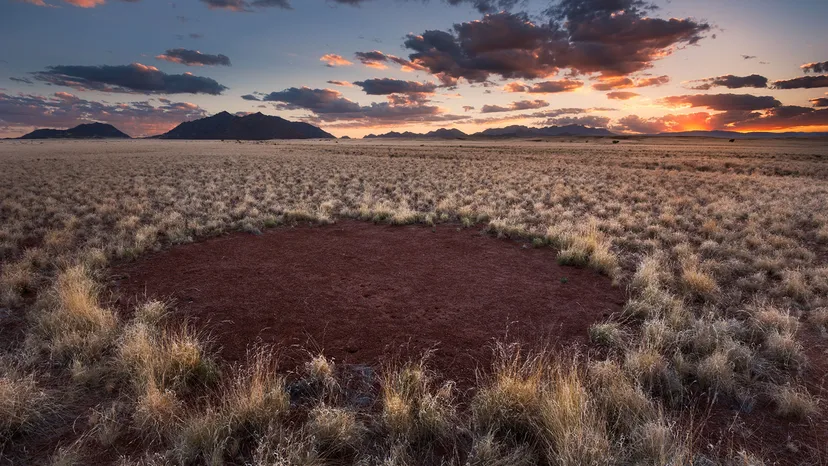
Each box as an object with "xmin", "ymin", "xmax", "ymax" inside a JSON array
[
  {"xmin": 19, "ymin": 122, "xmax": 130, "ymax": 139},
  {"xmin": 156, "ymin": 111, "xmax": 334, "ymax": 140}
]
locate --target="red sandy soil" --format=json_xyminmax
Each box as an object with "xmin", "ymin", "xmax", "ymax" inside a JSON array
[
  {"xmin": 110, "ymin": 220, "xmax": 625, "ymax": 385},
  {"xmin": 697, "ymin": 328, "xmax": 828, "ymax": 465}
]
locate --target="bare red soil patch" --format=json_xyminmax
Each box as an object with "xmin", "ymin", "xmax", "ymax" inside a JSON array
[{"xmin": 110, "ymin": 220, "xmax": 624, "ymax": 383}]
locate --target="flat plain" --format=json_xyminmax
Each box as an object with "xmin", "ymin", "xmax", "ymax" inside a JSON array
[{"xmin": 2, "ymin": 137, "xmax": 828, "ymax": 465}]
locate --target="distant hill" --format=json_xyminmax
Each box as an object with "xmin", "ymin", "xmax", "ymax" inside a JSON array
[
  {"xmin": 364, "ymin": 125, "xmax": 612, "ymax": 139},
  {"xmin": 155, "ymin": 111, "xmax": 334, "ymax": 140},
  {"xmin": 655, "ymin": 130, "xmax": 828, "ymax": 139},
  {"xmin": 365, "ymin": 128, "xmax": 468, "ymax": 139},
  {"xmin": 474, "ymin": 124, "xmax": 614, "ymax": 137},
  {"xmin": 20, "ymin": 122, "xmax": 130, "ymax": 139}
]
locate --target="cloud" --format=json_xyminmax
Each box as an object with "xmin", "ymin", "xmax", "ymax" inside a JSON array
[
  {"xmin": 326, "ymin": 0, "xmax": 523, "ymax": 13},
  {"xmin": 612, "ymin": 112, "xmax": 712, "ymax": 134},
  {"xmin": 545, "ymin": 115, "xmax": 610, "ymax": 128},
  {"xmin": 258, "ymin": 86, "xmax": 467, "ymax": 126},
  {"xmin": 613, "ymin": 105, "xmax": 828, "ymax": 134},
  {"xmin": 19, "ymin": 0, "xmax": 138, "ymax": 6},
  {"xmin": 463, "ymin": 105, "xmax": 474, "ymax": 111},
  {"xmin": 0, "ymin": 91, "xmax": 208, "ymax": 137},
  {"xmin": 801, "ymin": 61, "xmax": 828, "ymax": 74},
  {"xmin": 727, "ymin": 106, "xmax": 828, "ymax": 131},
  {"xmin": 241, "ymin": 94, "xmax": 260, "ymax": 101},
  {"xmin": 10, "ymin": 77, "xmax": 34, "ymax": 84},
  {"xmin": 353, "ymin": 78, "xmax": 437, "ymax": 95},
  {"xmin": 504, "ymin": 78, "xmax": 583, "ymax": 93},
  {"xmin": 811, "ymin": 97, "xmax": 828, "ymax": 108},
  {"xmin": 606, "ymin": 91, "xmax": 639, "ymax": 100},
  {"xmin": 659, "ymin": 93, "xmax": 781, "ymax": 111},
  {"xmin": 156, "ymin": 48, "xmax": 231, "ymax": 66},
  {"xmin": 742, "ymin": 55, "xmax": 756, "ymax": 60},
  {"xmin": 326, "ymin": 80, "xmax": 353, "ymax": 87},
  {"xmin": 320, "ymin": 54, "xmax": 353, "ymax": 67},
  {"xmin": 32, "ymin": 63, "xmax": 227, "ymax": 95},
  {"xmin": 687, "ymin": 74, "xmax": 768, "ymax": 90},
  {"xmin": 591, "ymin": 75, "xmax": 669, "ymax": 90},
  {"xmin": 199, "ymin": 0, "xmax": 291, "ymax": 11},
  {"xmin": 402, "ymin": 5, "xmax": 709, "ymax": 84},
  {"xmin": 772, "ymin": 75, "xmax": 828, "ymax": 89},
  {"xmin": 64, "ymin": 0, "xmax": 107, "ymax": 7},
  {"xmin": 481, "ymin": 99, "xmax": 549, "ymax": 113},
  {"xmin": 353, "ymin": 51, "xmax": 426, "ymax": 72}
]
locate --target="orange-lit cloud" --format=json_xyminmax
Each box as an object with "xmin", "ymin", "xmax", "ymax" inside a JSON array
[
  {"xmin": 64, "ymin": 0, "xmax": 106, "ymax": 7},
  {"xmin": 607, "ymin": 91, "xmax": 639, "ymax": 100},
  {"xmin": 320, "ymin": 54, "xmax": 353, "ymax": 67},
  {"xmin": 504, "ymin": 78, "xmax": 583, "ymax": 93},
  {"xmin": 326, "ymin": 80, "xmax": 353, "ymax": 87},
  {"xmin": 592, "ymin": 75, "xmax": 669, "ymax": 91}
]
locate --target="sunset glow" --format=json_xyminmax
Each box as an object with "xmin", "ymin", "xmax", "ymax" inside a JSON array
[{"xmin": 1, "ymin": 0, "xmax": 826, "ymax": 138}]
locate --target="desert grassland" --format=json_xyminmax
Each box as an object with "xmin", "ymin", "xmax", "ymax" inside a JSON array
[{"xmin": 1, "ymin": 138, "xmax": 828, "ymax": 464}]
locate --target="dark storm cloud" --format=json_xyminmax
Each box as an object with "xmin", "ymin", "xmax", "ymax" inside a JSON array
[
  {"xmin": 353, "ymin": 78, "xmax": 437, "ymax": 95},
  {"xmin": 660, "ymin": 93, "xmax": 781, "ymax": 111},
  {"xmin": 772, "ymin": 75, "xmax": 828, "ymax": 89},
  {"xmin": 801, "ymin": 61, "xmax": 828, "ymax": 74},
  {"xmin": 0, "ymin": 91, "xmax": 207, "ymax": 137},
  {"xmin": 401, "ymin": 2, "xmax": 709, "ymax": 84},
  {"xmin": 259, "ymin": 86, "xmax": 466, "ymax": 125},
  {"xmin": 606, "ymin": 91, "xmax": 639, "ymax": 100},
  {"xmin": 31, "ymin": 63, "xmax": 227, "ymax": 95},
  {"xmin": 503, "ymin": 78, "xmax": 583, "ymax": 93},
  {"xmin": 156, "ymin": 48, "xmax": 231, "ymax": 66},
  {"xmin": 810, "ymin": 97, "xmax": 828, "ymax": 108},
  {"xmin": 481, "ymin": 99, "xmax": 549, "ymax": 113},
  {"xmin": 688, "ymin": 74, "xmax": 768, "ymax": 90}
]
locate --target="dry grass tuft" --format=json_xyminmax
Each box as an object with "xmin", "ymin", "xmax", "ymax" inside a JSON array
[
  {"xmin": 36, "ymin": 265, "xmax": 118, "ymax": 362},
  {"xmin": 118, "ymin": 321, "xmax": 219, "ymax": 394},
  {"xmin": 381, "ymin": 357, "xmax": 455, "ymax": 442},
  {"xmin": 771, "ymin": 385, "xmax": 818, "ymax": 419},
  {"xmin": 306, "ymin": 404, "xmax": 364, "ymax": 455},
  {"xmin": 0, "ymin": 366, "xmax": 50, "ymax": 443}
]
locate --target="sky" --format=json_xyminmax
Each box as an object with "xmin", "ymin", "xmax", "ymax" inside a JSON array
[{"xmin": 1, "ymin": 0, "xmax": 827, "ymax": 138}]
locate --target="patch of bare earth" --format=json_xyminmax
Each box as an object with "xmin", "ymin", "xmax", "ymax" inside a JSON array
[{"xmin": 110, "ymin": 220, "xmax": 624, "ymax": 385}]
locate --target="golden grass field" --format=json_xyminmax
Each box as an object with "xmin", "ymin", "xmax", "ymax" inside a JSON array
[{"xmin": 1, "ymin": 137, "xmax": 828, "ymax": 465}]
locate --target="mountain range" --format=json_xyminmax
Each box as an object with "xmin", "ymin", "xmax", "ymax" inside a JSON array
[
  {"xmin": 155, "ymin": 111, "xmax": 334, "ymax": 140},
  {"xmin": 19, "ymin": 122, "xmax": 131, "ymax": 139},
  {"xmin": 364, "ymin": 124, "xmax": 615, "ymax": 139}
]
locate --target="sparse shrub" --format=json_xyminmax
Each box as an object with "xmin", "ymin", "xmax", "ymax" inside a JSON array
[
  {"xmin": 222, "ymin": 349, "xmax": 289, "ymax": 433},
  {"xmin": 307, "ymin": 404, "xmax": 363, "ymax": 455},
  {"xmin": 465, "ymin": 431, "xmax": 537, "ymax": 465},
  {"xmin": 589, "ymin": 322, "xmax": 626, "ymax": 348},
  {"xmin": 0, "ymin": 369, "xmax": 49, "ymax": 442},
  {"xmin": 381, "ymin": 358, "xmax": 455, "ymax": 442},
  {"xmin": 118, "ymin": 322, "xmax": 219, "ymax": 394},
  {"xmin": 36, "ymin": 265, "xmax": 118, "ymax": 362},
  {"xmin": 771, "ymin": 385, "xmax": 817, "ymax": 418},
  {"xmin": 681, "ymin": 266, "xmax": 718, "ymax": 299}
]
